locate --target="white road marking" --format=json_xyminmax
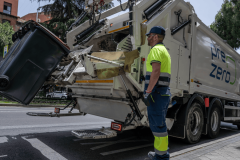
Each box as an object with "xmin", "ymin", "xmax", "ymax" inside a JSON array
[
  {"xmin": 0, "ymin": 122, "xmax": 110, "ymax": 130},
  {"xmin": 0, "ymin": 137, "xmax": 8, "ymax": 143},
  {"xmin": 170, "ymin": 132, "xmax": 240, "ymax": 158},
  {"xmin": 22, "ymin": 137, "xmax": 67, "ymax": 160},
  {"xmin": 0, "ymin": 155, "xmax": 7, "ymax": 158}
]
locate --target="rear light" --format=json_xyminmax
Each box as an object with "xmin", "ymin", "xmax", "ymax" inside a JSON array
[
  {"xmin": 204, "ymin": 98, "xmax": 209, "ymax": 107},
  {"xmin": 141, "ymin": 57, "xmax": 145, "ymax": 64},
  {"xmin": 111, "ymin": 122, "xmax": 122, "ymax": 131},
  {"xmin": 54, "ymin": 108, "xmax": 60, "ymax": 113}
]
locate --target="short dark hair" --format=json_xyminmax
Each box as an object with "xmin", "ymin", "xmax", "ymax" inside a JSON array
[{"xmin": 156, "ymin": 34, "xmax": 165, "ymax": 41}]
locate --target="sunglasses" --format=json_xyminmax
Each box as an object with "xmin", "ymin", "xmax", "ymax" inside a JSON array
[{"xmin": 147, "ymin": 34, "xmax": 156, "ymax": 38}]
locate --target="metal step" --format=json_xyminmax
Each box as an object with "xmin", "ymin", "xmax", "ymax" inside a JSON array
[
  {"xmin": 71, "ymin": 127, "xmax": 117, "ymax": 139},
  {"xmin": 117, "ymin": 35, "xmax": 132, "ymax": 52},
  {"xmin": 224, "ymin": 105, "xmax": 240, "ymax": 110}
]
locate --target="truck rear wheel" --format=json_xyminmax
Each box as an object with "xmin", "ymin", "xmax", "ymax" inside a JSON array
[
  {"xmin": 207, "ymin": 105, "xmax": 221, "ymax": 138},
  {"xmin": 185, "ymin": 102, "xmax": 204, "ymax": 144}
]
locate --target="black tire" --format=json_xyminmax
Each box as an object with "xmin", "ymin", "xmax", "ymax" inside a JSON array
[
  {"xmin": 61, "ymin": 96, "xmax": 66, "ymax": 99},
  {"xmin": 185, "ymin": 102, "xmax": 204, "ymax": 144},
  {"xmin": 47, "ymin": 95, "xmax": 51, "ymax": 99},
  {"xmin": 207, "ymin": 105, "xmax": 221, "ymax": 139},
  {"xmin": 0, "ymin": 75, "xmax": 10, "ymax": 91}
]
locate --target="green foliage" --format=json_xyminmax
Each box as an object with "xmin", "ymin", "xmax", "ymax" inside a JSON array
[
  {"xmin": 210, "ymin": 0, "xmax": 240, "ymax": 50},
  {"xmin": 32, "ymin": 0, "xmax": 114, "ymax": 41},
  {"xmin": 41, "ymin": 18, "xmax": 76, "ymax": 41},
  {"xmin": 33, "ymin": 0, "xmax": 86, "ymax": 20},
  {"xmin": 0, "ymin": 22, "xmax": 14, "ymax": 55}
]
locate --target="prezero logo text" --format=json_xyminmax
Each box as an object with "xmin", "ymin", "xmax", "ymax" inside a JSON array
[{"xmin": 210, "ymin": 44, "xmax": 236, "ymax": 85}]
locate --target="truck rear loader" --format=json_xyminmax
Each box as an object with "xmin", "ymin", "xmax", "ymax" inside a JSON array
[{"xmin": 0, "ymin": 0, "xmax": 240, "ymax": 144}]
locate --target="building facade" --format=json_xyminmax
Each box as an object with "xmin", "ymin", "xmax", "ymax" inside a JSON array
[
  {"xmin": 0, "ymin": 0, "xmax": 19, "ymax": 31},
  {"xmin": 19, "ymin": 12, "xmax": 52, "ymax": 23}
]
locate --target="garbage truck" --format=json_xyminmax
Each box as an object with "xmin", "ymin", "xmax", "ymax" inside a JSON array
[{"xmin": 1, "ymin": 0, "xmax": 240, "ymax": 144}]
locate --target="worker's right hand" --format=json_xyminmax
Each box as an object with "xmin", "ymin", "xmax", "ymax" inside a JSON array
[{"xmin": 142, "ymin": 92, "xmax": 152, "ymax": 106}]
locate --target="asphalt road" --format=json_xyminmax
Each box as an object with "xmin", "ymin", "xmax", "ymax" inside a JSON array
[{"xmin": 0, "ymin": 106, "xmax": 239, "ymax": 160}]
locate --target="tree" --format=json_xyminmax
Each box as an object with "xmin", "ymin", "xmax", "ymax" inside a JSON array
[
  {"xmin": 32, "ymin": 0, "xmax": 114, "ymax": 41},
  {"xmin": 210, "ymin": 0, "xmax": 240, "ymax": 50},
  {"xmin": 0, "ymin": 22, "xmax": 14, "ymax": 56}
]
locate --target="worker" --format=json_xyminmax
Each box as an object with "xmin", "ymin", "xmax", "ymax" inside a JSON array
[{"xmin": 142, "ymin": 26, "xmax": 171, "ymax": 160}]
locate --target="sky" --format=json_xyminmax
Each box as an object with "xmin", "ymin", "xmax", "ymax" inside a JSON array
[
  {"xmin": 17, "ymin": 0, "xmax": 239, "ymax": 53},
  {"xmin": 18, "ymin": 0, "xmax": 223, "ymax": 26}
]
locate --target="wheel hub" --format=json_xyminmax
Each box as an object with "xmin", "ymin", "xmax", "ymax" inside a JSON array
[
  {"xmin": 211, "ymin": 110, "xmax": 219, "ymax": 132},
  {"xmin": 190, "ymin": 111, "xmax": 200, "ymax": 135}
]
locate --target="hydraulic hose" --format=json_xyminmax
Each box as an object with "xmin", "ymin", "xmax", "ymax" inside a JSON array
[
  {"xmin": 144, "ymin": 0, "xmax": 169, "ymax": 20},
  {"xmin": 68, "ymin": 11, "xmax": 88, "ymax": 31}
]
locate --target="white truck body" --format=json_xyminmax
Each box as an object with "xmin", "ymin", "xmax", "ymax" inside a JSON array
[{"xmin": 51, "ymin": 0, "xmax": 240, "ymax": 141}]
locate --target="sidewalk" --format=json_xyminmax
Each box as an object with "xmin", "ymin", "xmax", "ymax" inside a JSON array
[{"xmin": 171, "ymin": 133, "xmax": 240, "ymax": 160}]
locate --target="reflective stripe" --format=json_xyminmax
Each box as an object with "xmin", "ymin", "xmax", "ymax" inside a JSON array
[
  {"xmin": 146, "ymin": 72, "xmax": 151, "ymax": 76},
  {"xmin": 145, "ymin": 80, "xmax": 170, "ymax": 86},
  {"xmin": 153, "ymin": 132, "xmax": 168, "ymax": 137},
  {"xmin": 154, "ymin": 148, "xmax": 168, "ymax": 155},
  {"xmin": 145, "ymin": 79, "xmax": 170, "ymax": 86},
  {"xmin": 158, "ymin": 81, "xmax": 170, "ymax": 86},
  {"xmin": 145, "ymin": 72, "xmax": 171, "ymax": 87},
  {"xmin": 160, "ymin": 73, "xmax": 171, "ymax": 78},
  {"xmin": 154, "ymin": 135, "xmax": 168, "ymax": 155}
]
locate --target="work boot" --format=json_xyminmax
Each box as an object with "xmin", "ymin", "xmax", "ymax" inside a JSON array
[
  {"xmin": 146, "ymin": 151, "xmax": 170, "ymax": 160},
  {"xmin": 147, "ymin": 151, "xmax": 156, "ymax": 160}
]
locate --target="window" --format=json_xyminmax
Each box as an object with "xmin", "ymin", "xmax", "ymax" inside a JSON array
[
  {"xmin": 2, "ymin": 19, "xmax": 10, "ymax": 24},
  {"xmin": 3, "ymin": 2, "xmax": 12, "ymax": 15}
]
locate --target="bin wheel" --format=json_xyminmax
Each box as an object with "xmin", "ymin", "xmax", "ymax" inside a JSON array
[
  {"xmin": 207, "ymin": 105, "xmax": 221, "ymax": 138},
  {"xmin": 0, "ymin": 75, "xmax": 10, "ymax": 91},
  {"xmin": 184, "ymin": 102, "xmax": 204, "ymax": 144}
]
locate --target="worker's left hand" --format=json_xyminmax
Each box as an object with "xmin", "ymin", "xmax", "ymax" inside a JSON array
[{"xmin": 142, "ymin": 91, "xmax": 152, "ymax": 106}]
